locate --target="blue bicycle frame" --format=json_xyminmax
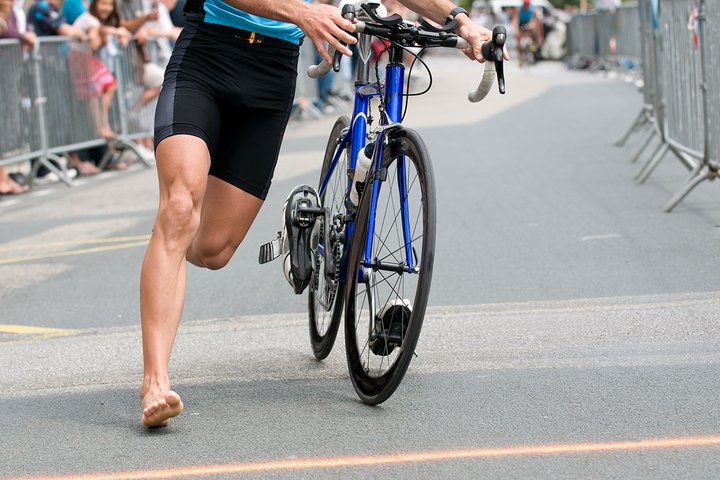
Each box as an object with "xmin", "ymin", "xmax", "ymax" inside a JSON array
[{"xmin": 318, "ymin": 41, "xmax": 415, "ymax": 283}]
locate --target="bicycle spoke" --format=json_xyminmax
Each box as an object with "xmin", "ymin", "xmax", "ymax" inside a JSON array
[
  {"xmin": 371, "ymin": 167, "xmax": 420, "ymax": 267},
  {"xmin": 376, "ymin": 233, "xmax": 424, "ymax": 264}
]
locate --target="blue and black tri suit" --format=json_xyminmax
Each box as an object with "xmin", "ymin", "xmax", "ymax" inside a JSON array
[{"xmin": 154, "ymin": 0, "xmax": 305, "ymax": 199}]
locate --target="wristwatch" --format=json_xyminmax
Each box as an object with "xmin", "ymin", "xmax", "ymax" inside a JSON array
[{"xmin": 445, "ymin": 6, "xmax": 469, "ymax": 25}]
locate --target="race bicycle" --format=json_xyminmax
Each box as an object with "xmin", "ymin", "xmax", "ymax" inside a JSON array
[{"xmin": 266, "ymin": 1, "xmax": 507, "ymax": 405}]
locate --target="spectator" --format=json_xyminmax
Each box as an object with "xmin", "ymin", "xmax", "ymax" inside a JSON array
[
  {"xmin": 88, "ymin": 0, "xmax": 132, "ymax": 40},
  {"xmin": 73, "ymin": 0, "xmax": 132, "ymax": 144},
  {"xmin": 594, "ymin": 0, "xmax": 620, "ymax": 54},
  {"xmin": 27, "ymin": 0, "xmax": 87, "ymax": 39},
  {"xmin": 26, "ymin": 0, "xmax": 86, "ymax": 183},
  {"xmin": 12, "ymin": 0, "xmax": 25, "ymax": 32},
  {"xmin": 61, "ymin": 0, "xmax": 89, "ymax": 24},
  {"xmin": 0, "ymin": 0, "xmax": 37, "ymax": 47},
  {"xmin": 144, "ymin": 0, "xmax": 181, "ymax": 65},
  {"xmin": 118, "ymin": 0, "xmax": 164, "ymax": 86},
  {"xmin": 167, "ymin": 0, "xmax": 184, "ymax": 27},
  {"xmin": 119, "ymin": 0, "xmax": 165, "ymax": 159},
  {"xmin": 594, "ymin": 0, "xmax": 620, "ymax": 10}
]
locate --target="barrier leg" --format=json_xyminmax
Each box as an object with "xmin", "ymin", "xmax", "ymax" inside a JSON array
[
  {"xmin": 630, "ymin": 127, "xmax": 656, "ymax": 163},
  {"xmin": 29, "ymin": 153, "xmax": 76, "ymax": 187},
  {"xmin": 664, "ymin": 164, "xmax": 719, "ymax": 212},
  {"xmin": 96, "ymin": 145, "xmax": 118, "ymax": 170},
  {"xmin": 636, "ymin": 143, "xmax": 696, "ymax": 184},
  {"xmin": 615, "ymin": 108, "xmax": 650, "ymax": 147},
  {"xmin": 635, "ymin": 142, "xmax": 668, "ymax": 183}
]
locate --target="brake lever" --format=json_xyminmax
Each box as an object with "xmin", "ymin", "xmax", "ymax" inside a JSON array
[
  {"xmin": 332, "ymin": 4, "xmax": 357, "ymax": 72},
  {"xmin": 481, "ymin": 26, "xmax": 506, "ymax": 94}
]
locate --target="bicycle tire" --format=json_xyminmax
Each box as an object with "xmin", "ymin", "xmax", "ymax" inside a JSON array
[
  {"xmin": 308, "ymin": 116, "xmax": 350, "ymax": 360},
  {"xmin": 344, "ymin": 128, "xmax": 436, "ymax": 405}
]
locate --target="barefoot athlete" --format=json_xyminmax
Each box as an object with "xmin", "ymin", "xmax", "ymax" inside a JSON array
[{"xmin": 140, "ymin": 0, "xmax": 497, "ymax": 427}]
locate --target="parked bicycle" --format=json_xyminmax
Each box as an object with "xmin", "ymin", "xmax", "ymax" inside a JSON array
[{"xmin": 261, "ymin": 1, "xmax": 507, "ymax": 405}]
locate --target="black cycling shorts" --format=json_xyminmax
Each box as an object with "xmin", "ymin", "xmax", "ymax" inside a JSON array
[{"xmin": 154, "ymin": 18, "xmax": 299, "ymax": 200}]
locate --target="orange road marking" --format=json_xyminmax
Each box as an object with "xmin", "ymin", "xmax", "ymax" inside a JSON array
[{"xmin": 7, "ymin": 436, "xmax": 720, "ymax": 480}]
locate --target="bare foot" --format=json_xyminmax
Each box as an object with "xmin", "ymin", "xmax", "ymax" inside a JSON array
[
  {"xmin": 73, "ymin": 160, "xmax": 101, "ymax": 176},
  {"xmin": 141, "ymin": 390, "xmax": 183, "ymax": 427},
  {"xmin": 0, "ymin": 178, "xmax": 29, "ymax": 195},
  {"xmin": 99, "ymin": 127, "xmax": 117, "ymax": 140}
]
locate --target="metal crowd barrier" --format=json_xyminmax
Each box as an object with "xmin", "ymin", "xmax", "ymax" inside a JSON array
[
  {"xmin": 615, "ymin": 4, "xmax": 642, "ymax": 61},
  {"xmin": 634, "ymin": 0, "xmax": 700, "ymax": 186},
  {"xmin": 615, "ymin": 0, "xmax": 660, "ymax": 160},
  {"xmin": 663, "ymin": 0, "xmax": 720, "ymax": 211},
  {"xmin": 0, "ymin": 37, "xmax": 157, "ymax": 188},
  {"xmin": 575, "ymin": 0, "xmax": 719, "ymax": 212},
  {"xmin": 567, "ymin": 13, "xmax": 595, "ymax": 59},
  {"xmin": 105, "ymin": 38, "xmax": 158, "ymax": 166},
  {"xmin": 567, "ymin": 3, "xmax": 642, "ymax": 72},
  {"xmin": 0, "ymin": 40, "xmax": 42, "ymax": 170},
  {"xmin": 705, "ymin": 2, "xmax": 720, "ymax": 169}
]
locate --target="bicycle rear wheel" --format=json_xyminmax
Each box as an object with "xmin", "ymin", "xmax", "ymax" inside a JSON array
[
  {"xmin": 344, "ymin": 128, "xmax": 436, "ymax": 405},
  {"xmin": 308, "ymin": 116, "xmax": 350, "ymax": 360}
]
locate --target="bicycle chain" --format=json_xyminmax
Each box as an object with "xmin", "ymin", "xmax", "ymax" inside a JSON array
[{"xmin": 311, "ymin": 220, "xmax": 323, "ymax": 293}]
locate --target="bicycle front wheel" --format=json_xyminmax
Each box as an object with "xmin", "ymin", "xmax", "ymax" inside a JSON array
[
  {"xmin": 308, "ymin": 116, "xmax": 350, "ymax": 360},
  {"xmin": 345, "ymin": 128, "xmax": 436, "ymax": 405}
]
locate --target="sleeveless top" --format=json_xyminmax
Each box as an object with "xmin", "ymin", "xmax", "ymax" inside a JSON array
[{"xmin": 518, "ymin": 5, "xmax": 535, "ymax": 25}]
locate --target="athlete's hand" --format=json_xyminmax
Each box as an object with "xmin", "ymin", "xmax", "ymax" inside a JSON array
[
  {"xmin": 296, "ymin": 3, "xmax": 356, "ymax": 65},
  {"xmin": 456, "ymin": 16, "xmax": 510, "ymax": 63}
]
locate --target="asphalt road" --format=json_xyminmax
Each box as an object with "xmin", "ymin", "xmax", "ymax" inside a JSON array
[{"xmin": 1, "ymin": 58, "xmax": 719, "ymax": 479}]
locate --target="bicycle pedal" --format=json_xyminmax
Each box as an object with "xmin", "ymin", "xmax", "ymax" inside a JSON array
[{"xmin": 258, "ymin": 232, "xmax": 282, "ymax": 264}]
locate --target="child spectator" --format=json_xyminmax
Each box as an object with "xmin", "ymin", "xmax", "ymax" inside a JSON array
[
  {"xmin": 85, "ymin": 0, "xmax": 132, "ymax": 42},
  {"xmin": 73, "ymin": 0, "xmax": 132, "ymax": 142}
]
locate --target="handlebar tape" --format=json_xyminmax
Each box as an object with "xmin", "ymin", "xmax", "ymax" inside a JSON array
[{"xmin": 307, "ymin": 47, "xmax": 336, "ymax": 78}]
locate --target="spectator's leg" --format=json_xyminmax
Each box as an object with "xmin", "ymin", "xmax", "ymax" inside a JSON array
[
  {"xmin": 68, "ymin": 151, "xmax": 101, "ymax": 176},
  {"xmin": 142, "ymin": 86, "xmax": 162, "ymax": 107},
  {"xmin": 101, "ymin": 83, "xmax": 117, "ymax": 139},
  {"xmin": 0, "ymin": 167, "xmax": 29, "ymax": 194}
]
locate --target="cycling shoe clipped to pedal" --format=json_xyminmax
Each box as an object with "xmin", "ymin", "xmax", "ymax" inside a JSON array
[
  {"xmin": 370, "ymin": 299, "xmax": 412, "ymax": 356},
  {"xmin": 259, "ymin": 185, "xmax": 323, "ymax": 295}
]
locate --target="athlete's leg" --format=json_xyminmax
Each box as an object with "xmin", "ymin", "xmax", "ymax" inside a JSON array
[
  {"xmin": 139, "ymin": 134, "xmax": 210, "ymax": 427},
  {"xmin": 186, "ymin": 178, "xmax": 264, "ymax": 270}
]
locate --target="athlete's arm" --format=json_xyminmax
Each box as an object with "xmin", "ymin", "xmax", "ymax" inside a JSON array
[
  {"xmin": 396, "ymin": 0, "xmax": 509, "ymax": 62},
  {"xmin": 221, "ymin": 0, "xmax": 356, "ymax": 64}
]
